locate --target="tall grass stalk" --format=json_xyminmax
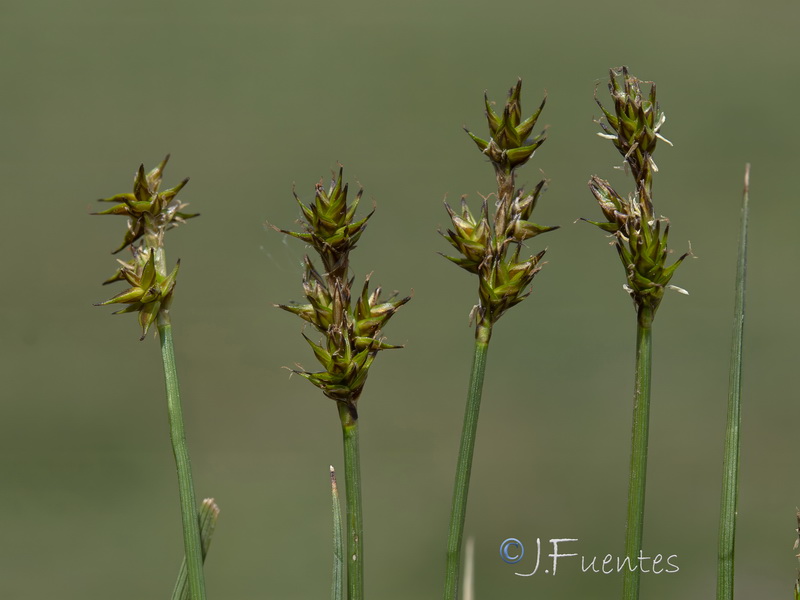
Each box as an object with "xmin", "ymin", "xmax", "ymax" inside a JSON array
[
  {"xmin": 93, "ymin": 157, "xmax": 207, "ymax": 599},
  {"xmin": 159, "ymin": 320, "xmax": 207, "ymax": 600},
  {"xmin": 275, "ymin": 168, "xmax": 408, "ymax": 600},
  {"xmin": 584, "ymin": 68, "xmax": 688, "ymax": 600},
  {"xmin": 441, "ymin": 81, "xmax": 557, "ymax": 599},
  {"xmin": 716, "ymin": 164, "xmax": 751, "ymax": 600},
  {"xmin": 622, "ymin": 307, "xmax": 653, "ymax": 600},
  {"xmin": 444, "ymin": 334, "xmax": 489, "ymax": 598}
]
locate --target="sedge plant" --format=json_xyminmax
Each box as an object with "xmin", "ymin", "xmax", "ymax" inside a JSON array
[
  {"xmin": 275, "ymin": 168, "xmax": 409, "ymax": 600},
  {"xmin": 583, "ymin": 67, "xmax": 688, "ymax": 600},
  {"xmin": 93, "ymin": 156, "xmax": 210, "ymax": 600},
  {"xmin": 440, "ymin": 80, "xmax": 558, "ymax": 600}
]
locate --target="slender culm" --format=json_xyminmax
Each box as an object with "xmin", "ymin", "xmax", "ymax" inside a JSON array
[
  {"xmin": 93, "ymin": 157, "xmax": 208, "ymax": 599},
  {"xmin": 583, "ymin": 67, "xmax": 688, "ymax": 600},
  {"xmin": 441, "ymin": 80, "xmax": 558, "ymax": 600},
  {"xmin": 275, "ymin": 168, "xmax": 409, "ymax": 600}
]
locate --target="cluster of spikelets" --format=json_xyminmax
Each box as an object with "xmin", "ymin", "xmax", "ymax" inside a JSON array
[
  {"xmin": 584, "ymin": 67, "xmax": 688, "ymax": 325},
  {"xmin": 275, "ymin": 168, "xmax": 409, "ymax": 417},
  {"xmin": 441, "ymin": 80, "xmax": 558, "ymax": 332},
  {"xmin": 93, "ymin": 156, "xmax": 197, "ymax": 339}
]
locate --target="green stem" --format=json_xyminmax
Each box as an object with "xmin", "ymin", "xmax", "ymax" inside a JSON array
[
  {"xmin": 716, "ymin": 164, "xmax": 750, "ymax": 600},
  {"xmin": 338, "ymin": 403, "xmax": 363, "ymax": 600},
  {"xmin": 621, "ymin": 307, "xmax": 653, "ymax": 600},
  {"xmin": 159, "ymin": 320, "xmax": 207, "ymax": 600},
  {"xmin": 444, "ymin": 323, "xmax": 491, "ymax": 600}
]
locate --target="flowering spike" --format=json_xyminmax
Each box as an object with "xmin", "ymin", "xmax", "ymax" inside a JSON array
[
  {"xmin": 277, "ymin": 168, "xmax": 407, "ymax": 410},
  {"xmin": 585, "ymin": 67, "xmax": 688, "ymax": 322},
  {"xmin": 94, "ymin": 159, "xmax": 193, "ymax": 338},
  {"xmin": 444, "ymin": 80, "xmax": 557, "ymax": 330}
]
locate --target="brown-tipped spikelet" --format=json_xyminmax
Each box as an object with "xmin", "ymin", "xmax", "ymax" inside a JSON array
[
  {"xmin": 585, "ymin": 67, "xmax": 688, "ymax": 325},
  {"xmin": 276, "ymin": 168, "xmax": 408, "ymax": 417},
  {"xmin": 94, "ymin": 248, "xmax": 181, "ymax": 340},
  {"xmin": 93, "ymin": 155, "xmax": 198, "ymax": 254},
  {"xmin": 443, "ymin": 80, "xmax": 558, "ymax": 334},
  {"xmin": 274, "ymin": 167, "xmax": 372, "ymax": 282},
  {"xmin": 465, "ymin": 79, "xmax": 547, "ymax": 179},
  {"xmin": 93, "ymin": 156, "xmax": 196, "ymax": 338}
]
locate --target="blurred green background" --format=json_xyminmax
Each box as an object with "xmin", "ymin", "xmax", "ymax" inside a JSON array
[{"xmin": 1, "ymin": 0, "xmax": 797, "ymax": 598}]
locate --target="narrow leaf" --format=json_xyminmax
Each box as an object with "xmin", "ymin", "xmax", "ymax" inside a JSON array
[
  {"xmin": 716, "ymin": 164, "xmax": 750, "ymax": 600},
  {"xmin": 330, "ymin": 466, "xmax": 344, "ymax": 600},
  {"xmin": 171, "ymin": 498, "xmax": 220, "ymax": 600}
]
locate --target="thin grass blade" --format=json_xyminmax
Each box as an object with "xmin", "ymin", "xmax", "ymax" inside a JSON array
[
  {"xmin": 716, "ymin": 164, "xmax": 750, "ymax": 600},
  {"xmin": 171, "ymin": 498, "xmax": 220, "ymax": 600},
  {"xmin": 331, "ymin": 466, "xmax": 345, "ymax": 600}
]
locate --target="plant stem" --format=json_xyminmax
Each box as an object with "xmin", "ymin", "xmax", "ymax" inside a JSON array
[
  {"xmin": 621, "ymin": 307, "xmax": 653, "ymax": 600},
  {"xmin": 444, "ymin": 323, "xmax": 491, "ymax": 600},
  {"xmin": 338, "ymin": 403, "xmax": 364, "ymax": 600},
  {"xmin": 159, "ymin": 319, "xmax": 207, "ymax": 600},
  {"xmin": 716, "ymin": 164, "xmax": 750, "ymax": 600}
]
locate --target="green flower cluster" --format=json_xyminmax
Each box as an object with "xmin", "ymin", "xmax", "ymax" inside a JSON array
[
  {"xmin": 585, "ymin": 67, "xmax": 688, "ymax": 325},
  {"xmin": 442, "ymin": 80, "xmax": 558, "ymax": 334},
  {"xmin": 465, "ymin": 80, "xmax": 546, "ymax": 178},
  {"xmin": 276, "ymin": 168, "xmax": 408, "ymax": 417},
  {"xmin": 94, "ymin": 156, "xmax": 197, "ymax": 339}
]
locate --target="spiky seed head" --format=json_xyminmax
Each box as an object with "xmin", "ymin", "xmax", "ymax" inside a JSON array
[
  {"xmin": 476, "ymin": 248, "xmax": 546, "ymax": 325},
  {"xmin": 465, "ymin": 79, "xmax": 547, "ymax": 175},
  {"xmin": 595, "ymin": 67, "xmax": 669, "ymax": 196},
  {"xmin": 586, "ymin": 68, "xmax": 687, "ymax": 323},
  {"xmin": 93, "ymin": 155, "xmax": 198, "ymax": 254},
  {"xmin": 93, "ymin": 157, "xmax": 194, "ymax": 338},
  {"xmin": 94, "ymin": 248, "xmax": 181, "ymax": 339},
  {"xmin": 274, "ymin": 167, "xmax": 372, "ymax": 280},
  {"xmin": 443, "ymin": 80, "xmax": 559, "ymax": 330},
  {"xmin": 440, "ymin": 197, "xmax": 491, "ymax": 274},
  {"xmin": 276, "ymin": 168, "xmax": 408, "ymax": 412}
]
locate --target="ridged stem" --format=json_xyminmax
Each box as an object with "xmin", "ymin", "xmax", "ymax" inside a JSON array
[
  {"xmin": 159, "ymin": 320, "xmax": 207, "ymax": 600},
  {"xmin": 621, "ymin": 307, "xmax": 653, "ymax": 600},
  {"xmin": 716, "ymin": 164, "xmax": 750, "ymax": 600},
  {"xmin": 338, "ymin": 403, "xmax": 364, "ymax": 600},
  {"xmin": 444, "ymin": 323, "xmax": 491, "ymax": 600}
]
